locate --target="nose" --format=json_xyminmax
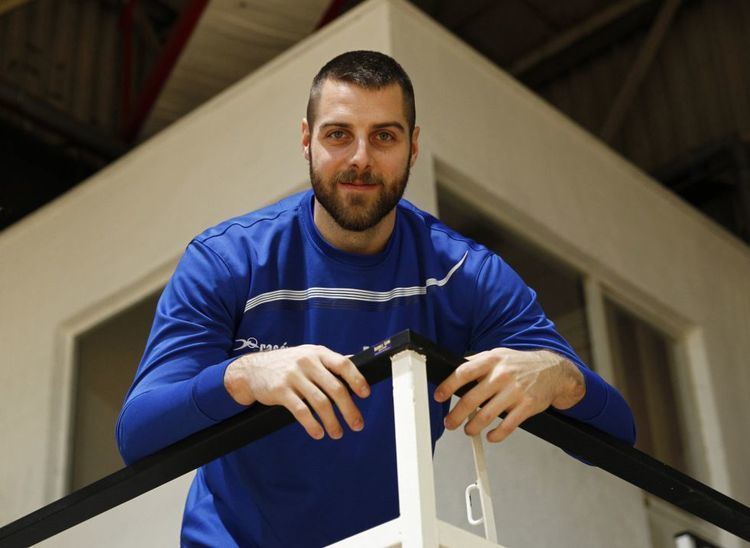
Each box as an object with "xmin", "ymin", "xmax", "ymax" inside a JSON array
[{"xmin": 349, "ymin": 137, "xmax": 371, "ymax": 170}]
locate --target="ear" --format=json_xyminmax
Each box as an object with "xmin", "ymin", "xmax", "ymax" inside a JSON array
[
  {"xmin": 409, "ymin": 126, "xmax": 420, "ymax": 167},
  {"xmin": 301, "ymin": 118, "xmax": 311, "ymax": 160}
]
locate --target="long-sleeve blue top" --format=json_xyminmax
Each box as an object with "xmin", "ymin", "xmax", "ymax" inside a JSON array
[{"xmin": 116, "ymin": 190, "xmax": 636, "ymax": 547}]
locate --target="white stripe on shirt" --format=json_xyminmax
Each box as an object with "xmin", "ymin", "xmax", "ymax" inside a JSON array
[{"xmin": 243, "ymin": 251, "xmax": 468, "ymax": 313}]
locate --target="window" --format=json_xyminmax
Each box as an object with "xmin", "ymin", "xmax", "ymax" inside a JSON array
[
  {"xmin": 604, "ymin": 299, "xmax": 689, "ymax": 474},
  {"xmin": 437, "ymin": 185, "xmax": 695, "ymax": 466},
  {"xmin": 68, "ymin": 291, "xmax": 160, "ymax": 491},
  {"xmin": 436, "ymin": 181, "xmax": 710, "ymax": 544}
]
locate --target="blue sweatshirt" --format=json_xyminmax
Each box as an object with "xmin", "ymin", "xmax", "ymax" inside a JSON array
[{"xmin": 116, "ymin": 190, "xmax": 636, "ymax": 547}]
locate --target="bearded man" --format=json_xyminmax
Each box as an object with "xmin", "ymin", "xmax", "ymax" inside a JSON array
[{"xmin": 117, "ymin": 50, "xmax": 636, "ymax": 547}]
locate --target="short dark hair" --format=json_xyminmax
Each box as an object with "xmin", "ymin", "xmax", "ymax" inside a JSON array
[{"xmin": 306, "ymin": 50, "xmax": 416, "ymax": 136}]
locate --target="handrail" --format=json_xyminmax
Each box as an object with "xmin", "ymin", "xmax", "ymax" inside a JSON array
[{"xmin": 1, "ymin": 330, "xmax": 749, "ymax": 547}]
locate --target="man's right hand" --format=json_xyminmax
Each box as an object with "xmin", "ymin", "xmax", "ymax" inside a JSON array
[{"xmin": 223, "ymin": 345, "xmax": 370, "ymax": 440}]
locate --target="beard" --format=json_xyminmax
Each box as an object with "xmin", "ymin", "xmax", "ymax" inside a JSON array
[{"xmin": 309, "ymin": 155, "xmax": 410, "ymax": 232}]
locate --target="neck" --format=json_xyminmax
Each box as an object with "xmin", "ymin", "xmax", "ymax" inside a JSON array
[{"xmin": 312, "ymin": 199, "xmax": 396, "ymax": 255}]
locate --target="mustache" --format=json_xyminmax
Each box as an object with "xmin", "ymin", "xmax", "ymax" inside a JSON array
[{"xmin": 332, "ymin": 169, "xmax": 383, "ymax": 185}]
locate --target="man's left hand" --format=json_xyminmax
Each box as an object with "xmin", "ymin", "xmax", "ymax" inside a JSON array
[{"xmin": 434, "ymin": 348, "xmax": 586, "ymax": 443}]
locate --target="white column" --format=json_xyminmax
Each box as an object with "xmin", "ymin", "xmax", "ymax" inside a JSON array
[
  {"xmin": 391, "ymin": 349, "xmax": 439, "ymax": 548},
  {"xmin": 583, "ymin": 275, "xmax": 617, "ymax": 384}
]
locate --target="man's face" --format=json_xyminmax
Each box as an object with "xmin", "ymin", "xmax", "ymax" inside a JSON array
[{"xmin": 302, "ymin": 79, "xmax": 419, "ymax": 232}]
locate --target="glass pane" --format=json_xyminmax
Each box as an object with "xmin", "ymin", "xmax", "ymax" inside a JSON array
[{"xmin": 604, "ymin": 299, "xmax": 688, "ymax": 473}]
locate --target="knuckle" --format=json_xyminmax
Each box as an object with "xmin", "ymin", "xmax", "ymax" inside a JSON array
[
  {"xmin": 488, "ymin": 368, "xmax": 510, "ymax": 387},
  {"xmin": 490, "ymin": 348, "xmax": 507, "ymax": 360},
  {"xmin": 317, "ymin": 396, "xmax": 334, "ymax": 414},
  {"xmin": 331, "ymin": 383, "xmax": 348, "ymax": 399},
  {"xmin": 477, "ymin": 409, "xmax": 493, "ymax": 423},
  {"xmin": 301, "ymin": 344, "xmax": 321, "ymax": 356},
  {"xmin": 522, "ymin": 395, "xmax": 541, "ymax": 410},
  {"xmin": 463, "ymin": 392, "xmax": 482, "ymax": 409},
  {"xmin": 455, "ymin": 366, "xmax": 471, "ymax": 382},
  {"xmin": 452, "ymin": 402, "xmax": 469, "ymax": 417},
  {"xmin": 280, "ymin": 371, "xmax": 297, "ymax": 387},
  {"xmin": 509, "ymin": 381, "xmax": 525, "ymax": 397},
  {"xmin": 296, "ymin": 356, "xmax": 313, "ymax": 370},
  {"xmin": 289, "ymin": 401, "xmax": 309, "ymax": 418},
  {"xmin": 495, "ymin": 368, "xmax": 512, "ymax": 383},
  {"xmin": 308, "ymin": 391, "xmax": 327, "ymax": 407}
]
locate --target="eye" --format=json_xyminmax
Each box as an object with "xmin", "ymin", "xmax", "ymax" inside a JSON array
[
  {"xmin": 375, "ymin": 131, "xmax": 394, "ymax": 142},
  {"xmin": 327, "ymin": 130, "xmax": 346, "ymax": 139}
]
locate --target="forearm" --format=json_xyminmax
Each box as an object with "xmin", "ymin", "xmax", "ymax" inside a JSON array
[
  {"xmin": 552, "ymin": 357, "xmax": 637, "ymax": 445},
  {"xmin": 513, "ymin": 349, "xmax": 635, "ymax": 444},
  {"xmin": 115, "ymin": 239, "xmax": 252, "ymax": 465},
  {"xmin": 116, "ymin": 358, "xmax": 248, "ymax": 465}
]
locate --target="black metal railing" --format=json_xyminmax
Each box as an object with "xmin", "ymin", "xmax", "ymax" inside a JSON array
[{"xmin": 1, "ymin": 330, "xmax": 749, "ymax": 547}]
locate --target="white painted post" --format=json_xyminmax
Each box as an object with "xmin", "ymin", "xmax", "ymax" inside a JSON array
[
  {"xmin": 328, "ymin": 347, "xmax": 507, "ymax": 548},
  {"xmin": 391, "ymin": 349, "xmax": 439, "ymax": 548},
  {"xmin": 469, "ymin": 427, "xmax": 498, "ymax": 542}
]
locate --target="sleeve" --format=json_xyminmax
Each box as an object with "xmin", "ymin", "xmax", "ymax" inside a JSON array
[
  {"xmin": 468, "ymin": 253, "xmax": 636, "ymax": 446},
  {"xmin": 115, "ymin": 239, "xmax": 250, "ymax": 465}
]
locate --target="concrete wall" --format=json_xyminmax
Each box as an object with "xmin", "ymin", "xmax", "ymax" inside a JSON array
[{"xmin": 0, "ymin": 0, "xmax": 747, "ymax": 546}]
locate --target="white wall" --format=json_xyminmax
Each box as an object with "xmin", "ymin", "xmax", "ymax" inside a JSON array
[{"xmin": 0, "ymin": 0, "xmax": 747, "ymax": 546}]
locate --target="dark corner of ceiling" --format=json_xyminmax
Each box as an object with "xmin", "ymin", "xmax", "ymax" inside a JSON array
[{"xmin": 0, "ymin": 0, "xmax": 195, "ymax": 232}]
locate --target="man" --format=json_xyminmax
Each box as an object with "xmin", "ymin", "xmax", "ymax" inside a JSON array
[{"xmin": 117, "ymin": 51, "xmax": 635, "ymax": 547}]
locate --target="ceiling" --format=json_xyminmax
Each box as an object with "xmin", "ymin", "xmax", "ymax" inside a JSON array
[{"xmin": 1, "ymin": 0, "xmax": 748, "ymax": 243}]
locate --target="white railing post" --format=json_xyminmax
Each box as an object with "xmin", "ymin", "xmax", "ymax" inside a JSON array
[
  {"xmin": 327, "ymin": 347, "xmax": 505, "ymax": 548},
  {"xmin": 391, "ymin": 349, "xmax": 440, "ymax": 548},
  {"xmin": 467, "ymin": 411, "xmax": 498, "ymax": 543}
]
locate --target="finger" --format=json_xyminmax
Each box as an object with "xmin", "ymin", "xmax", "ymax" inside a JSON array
[
  {"xmin": 320, "ymin": 349, "xmax": 370, "ymax": 398},
  {"xmin": 283, "ymin": 391, "xmax": 324, "ymax": 440},
  {"xmin": 487, "ymin": 402, "xmax": 534, "ymax": 443},
  {"xmin": 434, "ymin": 357, "xmax": 489, "ymax": 403},
  {"xmin": 463, "ymin": 350, "xmax": 490, "ymax": 361},
  {"xmin": 308, "ymin": 364, "xmax": 365, "ymax": 433},
  {"xmin": 443, "ymin": 380, "xmax": 494, "ymax": 430},
  {"xmin": 298, "ymin": 378, "xmax": 344, "ymax": 440},
  {"xmin": 464, "ymin": 386, "xmax": 516, "ymax": 436}
]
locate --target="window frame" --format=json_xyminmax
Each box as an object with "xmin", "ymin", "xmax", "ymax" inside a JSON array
[{"xmin": 434, "ymin": 159, "xmax": 721, "ymax": 511}]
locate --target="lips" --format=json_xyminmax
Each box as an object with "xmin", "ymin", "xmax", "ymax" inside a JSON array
[{"xmin": 340, "ymin": 179, "xmax": 377, "ymax": 188}]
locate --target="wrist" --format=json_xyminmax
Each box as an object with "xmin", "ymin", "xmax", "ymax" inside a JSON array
[
  {"xmin": 224, "ymin": 357, "xmax": 256, "ymax": 406},
  {"xmin": 551, "ymin": 357, "xmax": 586, "ymax": 410}
]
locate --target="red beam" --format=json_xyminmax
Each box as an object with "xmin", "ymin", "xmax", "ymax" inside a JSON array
[
  {"xmin": 119, "ymin": 0, "xmax": 137, "ymax": 133},
  {"xmin": 315, "ymin": 0, "xmax": 347, "ymax": 30},
  {"xmin": 123, "ymin": 0, "xmax": 209, "ymax": 141}
]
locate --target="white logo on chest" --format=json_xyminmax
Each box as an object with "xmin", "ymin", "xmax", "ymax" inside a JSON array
[{"xmin": 234, "ymin": 337, "xmax": 288, "ymax": 352}]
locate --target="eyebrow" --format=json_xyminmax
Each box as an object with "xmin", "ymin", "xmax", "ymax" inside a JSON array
[{"xmin": 319, "ymin": 121, "xmax": 406, "ymax": 133}]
